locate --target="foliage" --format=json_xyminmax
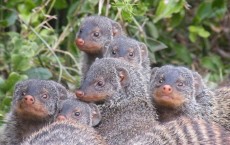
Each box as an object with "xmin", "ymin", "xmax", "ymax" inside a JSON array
[{"xmin": 0, "ymin": 0, "xmax": 229, "ymax": 125}]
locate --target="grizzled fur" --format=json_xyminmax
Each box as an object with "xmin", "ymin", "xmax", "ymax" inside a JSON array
[
  {"xmin": 210, "ymin": 87, "xmax": 230, "ymax": 131},
  {"xmin": 76, "ymin": 58, "xmax": 158, "ymax": 144},
  {"xmin": 77, "ymin": 59, "xmax": 230, "ymax": 144},
  {"xmin": 127, "ymin": 117, "xmax": 230, "ymax": 145},
  {"xmin": 104, "ymin": 35, "xmax": 150, "ymax": 80},
  {"xmin": 150, "ymin": 65, "xmax": 213, "ymax": 122},
  {"xmin": 21, "ymin": 121, "xmax": 107, "ymax": 145},
  {"xmin": 0, "ymin": 79, "xmax": 68, "ymax": 145},
  {"xmin": 57, "ymin": 93, "xmax": 101, "ymax": 127},
  {"xmin": 75, "ymin": 15, "xmax": 123, "ymax": 79}
]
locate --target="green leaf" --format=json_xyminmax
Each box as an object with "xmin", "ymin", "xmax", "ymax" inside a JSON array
[
  {"xmin": 201, "ymin": 55, "xmax": 223, "ymax": 72},
  {"xmin": 188, "ymin": 25, "xmax": 210, "ymax": 42},
  {"xmin": 11, "ymin": 54, "xmax": 32, "ymax": 72},
  {"xmin": 170, "ymin": 42, "xmax": 192, "ymax": 64},
  {"xmin": 145, "ymin": 22, "xmax": 159, "ymax": 39},
  {"xmin": 5, "ymin": 11, "xmax": 18, "ymax": 27},
  {"xmin": 154, "ymin": 0, "xmax": 185, "ymax": 23},
  {"xmin": 194, "ymin": 1, "xmax": 212, "ymax": 23},
  {"xmin": 0, "ymin": 72, "xmax": 28, "ymax": 93},
  {"xmin": 25, "ymin": 67, "xmax": 53, "ymax": 80},
  {"xmin": 145, "ymin": 37, "xmax": 168, "ymax": 53},
  {"xmin": 54, "ymin": 0, "xmax": 68, "ymax": 9}
]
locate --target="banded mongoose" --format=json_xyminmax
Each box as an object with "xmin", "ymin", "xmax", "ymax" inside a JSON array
[
  {"xmin": 75, "ymin": 58, "xmax": 230, "ymax": 145},
  {"xmin": 75, "ymin": 15, "xmax": 123, "ymax": 78},
  {"xmin": 0, "ymin": 79, "xmax": 68, "ymax": 145},
  {"xmin": 57, "ymin": 93, "xmax": 101, "ymax": 127},
  {"xmin": 104, "ymin": 35, "xmax": 150, "ymax": 79},
  {"xmin": 21, "ymin": 121, "xmax": 107, "ymax": 145},
  {"xmin": 150, "ymin": 65, "xmax": 213, "ymax": 122},
  {"xmin": 211, "ymin": 86, "xmax": 230, "ymax": 131}
]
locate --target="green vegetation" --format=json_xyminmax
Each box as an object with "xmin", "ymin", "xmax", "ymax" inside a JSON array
[{"xmin": 0, "ymin": 0, "xmax": 229, "ymax": 124}]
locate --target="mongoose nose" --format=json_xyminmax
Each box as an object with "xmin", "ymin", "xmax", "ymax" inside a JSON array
[
  {"xmin": 75, "ymin": 90, "xmax": 84, "ymax": 98},
  {"xmin": 23, "ymin": 95, "xmax": 35, "ymax": 105},
  {"xmin": 75, "ymin": 38, "xmax": 85, "ymax": 46},
  {"xmin": 56, "ymin": 115, "xmax": 66, "ymax": 121},
  {"xmin": 162, "ymin": 85, "xmax": 173, "ymax": 94}
]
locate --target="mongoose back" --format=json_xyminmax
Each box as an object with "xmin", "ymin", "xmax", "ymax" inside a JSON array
[
  {"xmin": 56, "ymin": 93, "xmax": 101, "ymax": 127},
  {"xmin": 76, "ymin": 58, "xmax": 230, "ymax": 145},
  {"xmin": 0, "ymin": 79, "xmax": 68, "ymax": 145},
  {"xmin": 21, "ymin": 121, "xmax": 107, "ymax": 145},
  {"xmin": 211, "ymin": 86, "xmax": 230, "ymax": 130},
  {"xmin": 150, "ymin": 65, "xmax": 214, "ymax": 122},
  {"xmin": 75, "ymin": 15, "xmax": 123, "ymax": 77}
]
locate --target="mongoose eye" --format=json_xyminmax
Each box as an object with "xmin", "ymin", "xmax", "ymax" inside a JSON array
[
  {"xmin": 96, "ymin": 81, "xmax": 105, "ymax": 87},
  {"xmin": 129, "ymin": 52, "xmax": 134, "ymax": 57},
  {"xmin": 93, "ymin": 32, "xmax": 100, "ymax": 37},
  {"xmin": 159, "ymin": 78, "xmax": 164, "ymax": 83},
  {"xmin": 112, "ymin": 50, "xmax": 117, "ymax": 55},
  {"xmin": 21, "ymin": 92, "xmax": 26, "ymax": 96},
  {"xmin": 74, "ymin": 111, "xmax": 81, "ymax": 117},
  {"xmin": 42, "ymin": 94, "xmax": 48, "ymax": 99},
  {"xmin": 177, "ymin": 82, "xmax": 184, "ymax": 87},
  {"xmin": 79, "ymin": 29, "xmax": 83, "ymax": 33}
]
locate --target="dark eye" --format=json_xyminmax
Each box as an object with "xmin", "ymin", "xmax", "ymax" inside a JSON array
[
  {"xmin": 112, "ymin": 50, "xmax": 116, "ymax": 55},
  {"xmin": 159, "ymin": 78, "xmax": 164, "ymax": 83},
  {"xmin": 177, "ymin": 82, "xmax": 184, "ymax": 87},
  {"xmin": 74, "ymin": 111, "xmax": 81, "ymax": 117},
  {"xmin": 129, "ymin": 52, "xmax": 134, "ymax": 57},
  {"xmin": 97, "ymin": 81, "xmax": 104, "ymax": 87},
  {"xmin": 79, "ymin": 29, "xmax": 83, "ymax": 33},
  {"xmin": 42, "ymin": 94, "xmax": 48, "ymax": 99},
  {"xmin": 93, "ymin": 32, "xmax": 100, "ymax": 37},
  {"xmin": 21, "ymin": 92, "xmax": 26, "ymax": 96}
]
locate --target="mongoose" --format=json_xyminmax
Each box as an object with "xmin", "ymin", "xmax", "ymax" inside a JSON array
[
  {"xmin": 76, "ymin": 58, "xmax": 230, "ymax": 145},
  {"xmin": 211, "ymin": 86, "xmax": 230, "ymax": 131},
  {"xmin": 56, "ymin": 93, "xmax": 101, "ymax": 127},
  {"xmin": 75, "ymin": 15, "xmax": 123, "ymax": 78},
  {"xmin": 104, "ymin": 35, "xmax": 150, "ymax": 79},
  {"xmin": 21, "ymin": 121, "xmax": 107, "ymax": 145},
  {"xmin": 150, "ymin": 65, "xmax": 213, "ymax": 122},
  {"xmin": 0, "ymin": 79, "xmax": 68, "ymax": 145}
]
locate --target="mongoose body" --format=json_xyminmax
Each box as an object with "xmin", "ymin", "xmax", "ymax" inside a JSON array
[
  {"xmin": 21, "ymin": 121, "xmax": 107, "ymax": 145},
  {"xmin": 57, "ymin": 93, "xmax": 101, "ymax": 127},
  {"xmin": 76, "ymin": 58, "xmax": 230, "ymax": 145},
  {"xmin": 150, "ymin": 65, "xmax": 213, "ymax": 122},
  {"xmin": 211, "ymin": 87, "xmax": 230, "ymax": 130},
  {"xmin": 104, "ymin": 35, "xmax": 150, "ymax": 79},
  {"xmin": 75, "ymin": 15, "xmax": 123, "ymax": 78},
  {"xmin": 0, "ymin": 79, "xmax": 68, "ymax": 145}
]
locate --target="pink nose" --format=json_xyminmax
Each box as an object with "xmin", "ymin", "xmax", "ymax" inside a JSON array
[
  {"xmin": 75, "ymin": 90, "xmax": 84, "ymax": 98},
  {"xmin": 23, "ymin": 95, "xmax": 35, "ymax": 105},
  {"xmin": 56, "ymin": 115, "xmax": 66, "ymax": 121},
  {"xmin": 162, "ymin": 85, "xmax": 173, "ymax": 94},
  {"xmin": 75, "ymin": 38, "xmax": 84, "ymax": 46}
]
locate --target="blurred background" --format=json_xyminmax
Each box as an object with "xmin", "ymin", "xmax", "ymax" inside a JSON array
[{"xmin": 0, "ymin": 0, "xmax": 229, "ymax": 124}]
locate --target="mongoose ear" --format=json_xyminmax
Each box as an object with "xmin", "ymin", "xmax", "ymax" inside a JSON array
[
  {"xmin": 139, "ymin": 42, "xmax": 148, "ymax": 58},
  {"xmin": 89, "ymin": 103, "xmax": 101, "ymax": 127},
  {"xmin": 111, "ymin": 21, "xmax": 122, "ymax": 36},
  {"xmin": 193, "ymin": 72, "xmax": 205, "ymax": 96},
  {"xmin": 150, "ymin": 67, "xmax": 159, "ymax": 80},
  {"xmin": 117, "ymin": 68, "xmax": 130, "ymax": 87}
]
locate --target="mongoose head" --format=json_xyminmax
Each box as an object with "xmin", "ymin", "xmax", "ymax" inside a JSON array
[
  {"xmin": 104, "ymin": 35, "xmax": 148, "ymax": 67},
  {"xmin": 56, "ymin": 97, "xmax": 101, "ymax": 127},
  {"xmin": 13, "ymin": 79, "xmax": 68, "ymax": 120},
  {"xmin": 75, "ymin": 15, "xmax": 122, "ymax": 54},
  {"xmin": 75, "ymin": 58, "xmax": 146, "ymax": 105},
  {"xmin": 150, "ymin": 65, "xmax": 204, "ymax": 109}
]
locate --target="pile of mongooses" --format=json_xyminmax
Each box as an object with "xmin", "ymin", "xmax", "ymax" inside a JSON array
[{"xmin": 0, "ymin": 15, "xmax": 230, "ymax": 145}]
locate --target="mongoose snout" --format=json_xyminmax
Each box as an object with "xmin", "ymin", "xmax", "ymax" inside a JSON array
[{"xmin": 23, "ymin": 95, "xmax": 35, "ymax": 105}]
